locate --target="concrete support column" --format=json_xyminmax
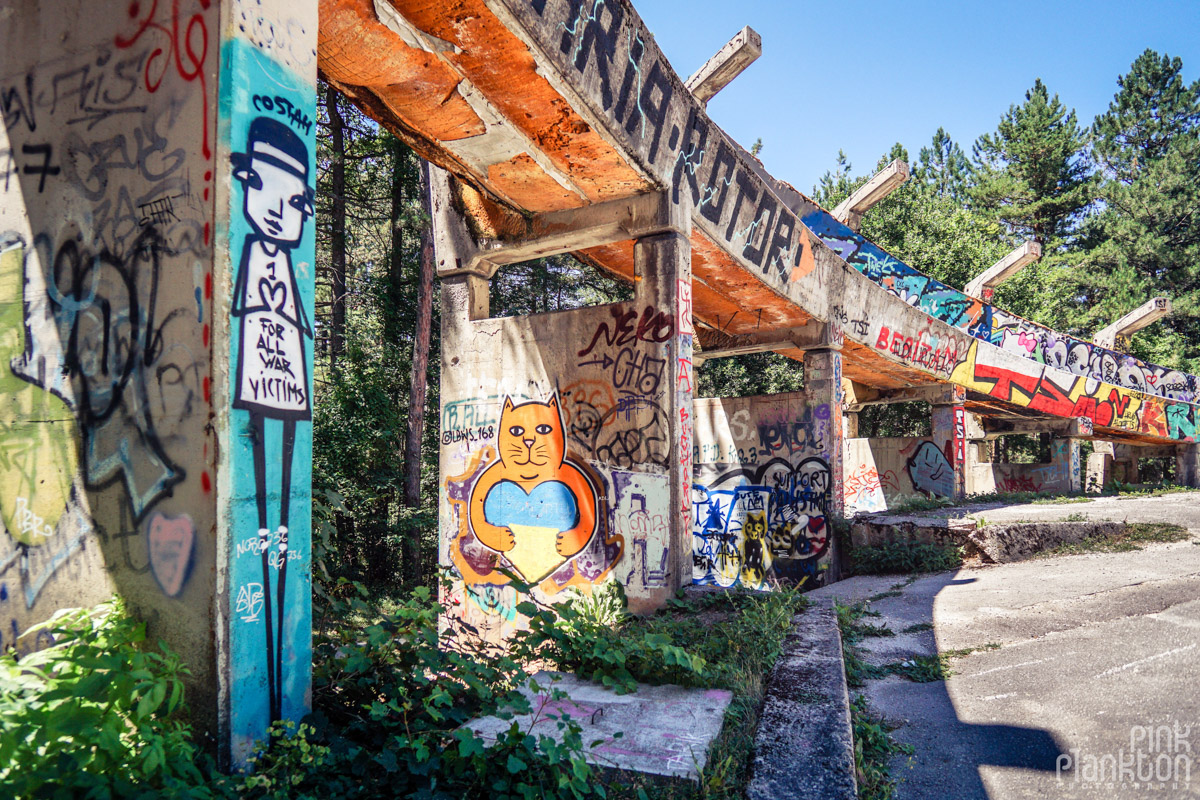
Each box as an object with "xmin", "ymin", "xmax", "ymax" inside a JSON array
[
  {"xmin": 634, "ymin": 231, "xmax": 693, "ymax": 592},
  {"xmin": 215, "ymin": 0, "xmax": 320, "ymax": 767},
  {"xmin": 843, "ymin": 411, "xmax": 859, "ymax": 439},
  {"xmin": 1087, "ymin": 442, "xmax": 1114, "ymax": 493},
  {"xmin": 1114, "ymin": 456, "xmax": 1141, "ymax": 485},
  {"xmin": 1062, "ymin": 438, "xmax": 1084, "ymax": 493},
  {"xmin": 1176, "ymin": 445, "xmax": 1200, "ymax": 488},
  {"xmin": 803, "ymin": 350, "xmax": 845, "ymax": 518},
  {"xmin": 931, "ymin": 403, "xmax": 968, "ymax": 501},
  {"xmin": 2, "ymin": 0, "xmax": 319, "ymax": 769}
]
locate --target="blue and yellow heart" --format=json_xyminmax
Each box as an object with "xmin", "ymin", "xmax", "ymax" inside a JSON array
[{"xmin": 483, "ymin": 480, "xmax": 580, "ymax": 582}]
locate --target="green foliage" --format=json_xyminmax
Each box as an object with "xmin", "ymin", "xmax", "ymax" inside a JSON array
[
  {"xmin": 851, "ymin": 693, "xmax": 912, "ymax": 800},
  {"xmin": 241, "ymin": 581, "xmax": 609, "ymax": 800},
  {"xmin": 848, "ymin": 543, "xmax": 964, "ymax": 576},
  {"xmin": 971, "ymin": 78, "xmax": 1096, "ymax": 250},
  {"xmin": 0, "ymin": 600, "xmax": 213, "ymax": 800},
  {"xmin": 696, "ymin": 351, "xmax": 804, "ymax": 399},
  {"xmin": 915, "ymin": 127, "xmax": 970, "ymax": 202},
  {"xmin": 1078, "ymin": 49, "xmax": 1200, "ymax": 371},
  {"xmin": 600, "ymin": 588, "xmax": 809, "ymax": 800},
  {"xmin": 512, "ymin": 594, "xmax": 708, "ymax": 695}
]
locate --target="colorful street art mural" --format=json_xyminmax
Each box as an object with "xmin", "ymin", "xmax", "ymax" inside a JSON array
[
  {"xmin": 222, "ymin": 36, "xmax": 315, "ymax": 759},
  {"xmin": 439, "ymin": 294, "xmax": 682, "ymax": 643},
  {"xmin": 692, "ymin": 457, "xmax": 830, "ymax": 589},
  {"xmin": 801, "ymin": 211, "xmax": 1199, "ymax": 405},
  {"xmin": 467, "ymin": 395, "xmax": 602, "ymax": 584},
  {"xmin": 843, "ymin": 437, "xmax": 956, "ymax": 515},
  {"xmin": 690, "ymin": 394, "xmax": 836, "ymax": 589}
]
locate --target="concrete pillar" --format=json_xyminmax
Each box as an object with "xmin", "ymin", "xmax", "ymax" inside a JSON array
[
  {"xmin": 1087, "ymin": 442, "xmax": 1114, "ymax": 493},
  {"xmin": 1063, "ymin": 439, "xmax": 1084, "ymax": 493},
  {"xmin": 843, "ymin": 411, "xmax": 859, "ymax": 439},
  {"xmin": 634, "ymin": 232, "xmax": 693, "ymax": 591},
  {"xmin": 2, "ymin": 0, "xmax": 319, "ymax": 768},
  {"xmin": 803, "ymin": 350, "xmax": 844, "ymax": 517},
  {"xmin": 1114, "ymin": 456, "xmax": 1141, "ymax": 485},
  {"xmin": 931, "ymin": 404, "xmax": 968, "ymax": 501},
  {"xmin": 1176, "ymin": 445, "xmax": 1200, "ymax": 488}
]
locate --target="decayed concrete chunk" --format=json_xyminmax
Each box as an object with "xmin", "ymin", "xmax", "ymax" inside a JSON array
[{"xmin": 465, "ymin": 671, "xmax": 732, "ymax": 780}]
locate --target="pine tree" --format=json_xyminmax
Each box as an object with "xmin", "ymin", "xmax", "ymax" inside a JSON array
[
  {"xmin": 916, "ymin": 127, "xmax": 970, "ymax": 201},
  {"xmin": 1078, "ymin": 51, "xmax": 1200, "ymax": 370},
  {"xmin": 1093, "ymin": 49, "xmax": 1200, "ymax": 183},
  {"xmin": 970, "ymin": 79, "xmax": 1096, "ymax": 250}
]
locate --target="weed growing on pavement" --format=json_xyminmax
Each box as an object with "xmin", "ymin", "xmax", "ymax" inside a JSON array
[
  {"xmin": 595, "ymin": 587, "xmax": 809, "ymax": 800},
  {"xmin": 851, "ymin": 694, "xmax": 913, "ymax": 800}
]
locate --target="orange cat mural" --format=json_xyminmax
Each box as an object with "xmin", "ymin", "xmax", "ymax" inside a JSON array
[{"xmin": 467, "ymin": 395, "xmax": 599, "ymax": 584}]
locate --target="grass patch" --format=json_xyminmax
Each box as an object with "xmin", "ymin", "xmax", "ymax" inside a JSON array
[
  {"xmin": 850, "ymin": 543, "xmax": 963, "ymax": 576},
  {"xmin": 1037, "ymin": 522, "xmax": 1191, "ymax": 558},
  {"xmin": 901, "ymin": 622, "xmax": 933, "ymax": 634},
  {"xmin": 836, "ymin": 604, "xmax": 913, "ymax": 799},
  {"xmin": 592, "ymin": 587, "xmax": 809, "ymax": 799},
  {"xmin": 851, "ymin": 694, "xmax": 912, "ymax": 800}
]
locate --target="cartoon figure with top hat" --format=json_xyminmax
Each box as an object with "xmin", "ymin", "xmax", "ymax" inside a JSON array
[{"xmin": 231, "ymin": 116, "xmax": 314, "ymax": 723}]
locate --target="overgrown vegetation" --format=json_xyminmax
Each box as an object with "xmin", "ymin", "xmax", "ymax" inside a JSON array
[
  {"xmin": 591, "ymin": 587, "xmax": 810, "ymax": 799},
  {"xmin": 0, "ymin": 600, "xmax": 213, "ymax": 800},
  {"xmin": 1, "ymin": 581, "xmax": 808, "ymax": 799},
  {"xmin": 849, "ymin": 543, "xmax": 964, "ymax": 575},
  {"xmin": 850, "ymin": 695, "xmax": 913, "ymax": 800}
]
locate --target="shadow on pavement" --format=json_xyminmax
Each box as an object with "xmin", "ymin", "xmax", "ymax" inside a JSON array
[{"xmin": 816, "ymin": 571, "xmax": 1068, "ymax": 799}]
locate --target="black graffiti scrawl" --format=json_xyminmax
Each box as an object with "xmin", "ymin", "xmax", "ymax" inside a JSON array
[{"xmin": 231, "ymin": 116, "xmax": 314, "ymax": 723}]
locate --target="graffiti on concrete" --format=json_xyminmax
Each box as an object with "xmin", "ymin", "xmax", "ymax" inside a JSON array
[
  {"xmin": 447, "ymin": 426, "xmax": 624, "ymax": 596},
  {"xmin": 906, "ymin": 441, "xmax": 955, "ymax": 499},
  {"xmin": 608, "ymin": 470, "xmax": 670, "ymax": 591},
  {"xmin": 224, "ymin": 34, "xmax": 316, "ymax": 760},
  {"xmin": 692, "ymin": 457, "xmax": 829, "ymax": 589},
  {"xmin": 842, "ymin": 464, "xmax": 900, "ymax": 514},
  {"xmin": 469, "ymin": 395, "xmax": 600, "ymax": 583},
  {"xmin": 803, "ymin": 211, "xmax": 1199, "ymax": 405},
  {"xmin": 951, "ymin": 341, "xmax": 1197, "ymax": 442}
]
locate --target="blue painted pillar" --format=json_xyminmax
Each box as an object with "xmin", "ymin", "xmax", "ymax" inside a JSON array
[{"xmin": 214, "ymin": 0, "xmax": 319, "ymax": 768}]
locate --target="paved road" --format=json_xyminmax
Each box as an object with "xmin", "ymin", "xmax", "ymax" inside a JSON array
[{"xmin": 811, "ymin": 494, "xmax": 1200, "ymax": 799}]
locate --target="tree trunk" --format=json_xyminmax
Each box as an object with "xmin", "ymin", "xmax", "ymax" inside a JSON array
[
  {"xmin": 398, "ymin": 154, "xmax": 435, "ymax": 587},
  {"xmin": 327, "ymin": 84, "xmax": 348, "ymax": 373}
]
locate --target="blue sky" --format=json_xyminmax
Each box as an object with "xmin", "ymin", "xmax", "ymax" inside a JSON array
[{"xmin": 635, "ymin": 0, "xmax": 1200, "ymax": 193}]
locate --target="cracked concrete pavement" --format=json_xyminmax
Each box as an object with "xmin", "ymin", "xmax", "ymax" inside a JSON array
[{"xmin": 811, "ymin": 493, "xmax": 1200, "ymax": 799}]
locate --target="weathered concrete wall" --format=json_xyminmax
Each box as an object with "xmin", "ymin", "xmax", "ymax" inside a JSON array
[
  {"xmin": 843, "ymin": 436, "xmax": 956, "ymax": 515},
  {"xmin": 1, "ymin": 0, "xmax": 220, "ymax": 717},
  {"xmin": 2, "ymin": 0, "xmax": 317, "ymax": 765},
  {"xmin": 691, "ymin": 392, "xmax": 837, "ymax": 589},
  {"xmin": 439, "ymin": 295, "xmax": 684, "ymax": 638},
  {"xmin": 969, "ymin": 439, "xmax": 1079, "ymax": 495}
]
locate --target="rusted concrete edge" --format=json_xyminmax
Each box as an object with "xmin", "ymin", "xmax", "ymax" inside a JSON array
[{"xmin": 747, "ymin": 605, "xmax": 857, "ymax": 800}]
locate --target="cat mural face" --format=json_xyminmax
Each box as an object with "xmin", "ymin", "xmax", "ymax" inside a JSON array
[{"xmin": 498, "ymin": 395, "xmax": 566, "ymax": 483}]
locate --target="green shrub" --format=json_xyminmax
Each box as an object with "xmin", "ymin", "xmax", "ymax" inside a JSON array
[
  {"xmin": 849, "ymin": 543, "xmax": 963, "ymax": 575},
  {"xmin": 0, "ymin": 599, "xmax": 214, "ymax": 800},
  {"xmin": 237, "ymin": 580, "xmax": 606, "ymax": 800}
]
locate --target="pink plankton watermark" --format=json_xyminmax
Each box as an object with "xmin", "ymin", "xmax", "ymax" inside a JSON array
[{"xmin": 1057, "ymin": 723, "xmax": 1192, "ymax": 790}]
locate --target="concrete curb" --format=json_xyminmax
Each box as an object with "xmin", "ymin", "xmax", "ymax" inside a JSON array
[
  {"xmin": 967, "ymin": 521, "xmax": 1126, "ymax": 562},
  {"xmin": 747, "ymin": 604, "xmax": 857, "ymax": 800}
]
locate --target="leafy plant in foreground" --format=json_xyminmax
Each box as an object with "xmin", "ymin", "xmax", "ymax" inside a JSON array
[{"xmin": 0, "ymin": 599, "xmax": 213, "ymax": 800}]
